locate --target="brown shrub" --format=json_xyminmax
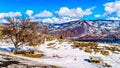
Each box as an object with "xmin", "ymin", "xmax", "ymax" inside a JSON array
[
  {"xmin": 84, "ymin": 47, "xmax": 92, "ymax": 53},
  {"xmin": 46, "ymin": 36, "xmax": 55, "ymax": 41},
  {"xmin": 16, "ymin": 50, "xmax": 35, "ymax": 55},
  {"xmin": 24, "ymin": 53, "xmax": 44, "ymax": 58},
  {"xmin": 73, "ymin": 41, "xmax": 80, "ymax": 47},
  {"xmin": 79, "ymin": 47, "xmax": 84, "ymax": 50},
  {"xmin": 94, "ymin": 48, "xmax": 101, "ymax": 53},
  {"xmin": 73, "ymin": 41, "xmax": 98, "ymax": 48},
  {"xmin": 104, "ymin": 46, "xmax": 119, "ymax": 53},
  {"xmin": 58, "ymin": 39, "xmax": 66, "ymax": 42},
  {"xmin": 101, "ymin": 50, "xmax": 109, "ymax": 56},
  {"xmin": 47, "ymin": 43, "xmax": 55, "ymax": 46}
]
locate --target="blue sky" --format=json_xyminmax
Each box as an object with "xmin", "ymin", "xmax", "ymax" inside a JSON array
[{"xmin": 0, "ymin": 0, "xmax": 120, "ymax": 23}]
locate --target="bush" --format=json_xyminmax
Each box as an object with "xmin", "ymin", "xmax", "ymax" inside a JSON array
[
  {"xmin": 73, "ymin": 41, "xmax": 98, "ymax": 48},
  {"xmin": 94, "ymin": 48, "xmax": 101, "ymax": 53},
  {"xmin": 73, "ymin": 41, "xmax": 81, "ymax": 47},
  {"xmin": 67, "ymin": 40, "xmax": 73, "ymax": 43},
  {"xmin": 105, "ymin": 46, "xmax": 119, "ymax": 52},
  {"xmin": 58, "ymin": 39, "xmax": 66, "ymax": 43},
  {"xmin": 101, "ymin": 50, "xmax": 109, "ymax": 56},
  {"xmin": 51, "ymin": 66, "xmax": 61, "ymax": 68},
  {"xmin": 84, "ymin": 47, "xmax": 92, "ymax": 53},
  {"xmin": 90, "ymin": 46, "xmax": 98, "ymax": 49},
  {"xmin": 24, "ymin": 53, "xmax": 44, "ymax": 58},
  {"xmin": 16, "ymin": 50, "xmax": 35, "ymax": 55},
  {"xmin": 47, "ymin": 43, "xmax": 55, "ymax": 46},
  {"xmin": 79, "ymin": 47, "xmax": 84, "ymax": 50},
  {"xmin": 16, "ymin": 50, "xmax": 27, "ymax": 55},
  {"xmin": 46, "ymin": 36, "xmax": 55, "ymax": 41},
  {"xmin": 15, "ymin": 50, "xmax": 44, "ymax": 58}
]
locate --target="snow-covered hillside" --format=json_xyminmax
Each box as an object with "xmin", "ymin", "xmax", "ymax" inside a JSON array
[
  {"xmin": 0, "ymin": 40, "xmax": 120, "ymax": 68},
  {"xmin": 48, "ymin": 20, "xmax": 120, "ymax": 40}
]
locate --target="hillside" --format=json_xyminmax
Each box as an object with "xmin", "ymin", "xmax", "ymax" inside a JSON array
[{"xmin": 47, "ymin": 20, "xmax": 120, "ymax": 40}]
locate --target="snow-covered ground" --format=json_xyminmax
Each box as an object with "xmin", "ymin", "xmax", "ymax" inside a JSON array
[{"xmin": 0, "ymin": 40, "xmax": 120, "ymax": 68}]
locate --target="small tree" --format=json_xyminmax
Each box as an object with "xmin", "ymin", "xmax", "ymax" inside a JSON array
[{"xmin": 1, "ymin": 17, "xmax": 42, "ymax": 53}]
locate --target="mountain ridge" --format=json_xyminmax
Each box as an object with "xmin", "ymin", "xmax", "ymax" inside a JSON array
[
  {"xmin": 0, "ymin": 20, "xmax": 120, "ymax": 40},
  {"xmin": 47, "ymin": 20, "xmax": 120, "ymax": 40}
]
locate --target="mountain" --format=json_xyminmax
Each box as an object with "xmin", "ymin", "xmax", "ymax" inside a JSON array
[
  {"xmin": 1, "ymin": 20, "xmax": 120, "ymax": 40},
  {"xmin": 46, "ymin": 20, "xmax": 120, "ymax": 40}
]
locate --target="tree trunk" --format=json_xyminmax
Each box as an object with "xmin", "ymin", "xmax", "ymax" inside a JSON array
[
  {"xmin": 14, "ymin": 48, "xmax": 17, "ymax": 54},
  {"xmin": 14, "ymin": 44, "xmax": 18, "ymax": 54}
]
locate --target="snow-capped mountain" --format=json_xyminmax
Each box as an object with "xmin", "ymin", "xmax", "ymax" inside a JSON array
[
  {"xmin": 1, "ymin": 20, "xmax": 120, "ymax": 40},
  {"xmin": 47, "ymin": 20, "xmax": 120, "ymax": 40}
]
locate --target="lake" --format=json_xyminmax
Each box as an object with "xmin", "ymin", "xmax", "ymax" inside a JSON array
[{"xmin": 77, "ymin": 39, "xmax": 120, "ymax": 44}]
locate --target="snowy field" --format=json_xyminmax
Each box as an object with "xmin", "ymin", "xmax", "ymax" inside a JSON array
[{"xmin": 0, "ymin": 40, "xmax": 120, "ymax": 68}]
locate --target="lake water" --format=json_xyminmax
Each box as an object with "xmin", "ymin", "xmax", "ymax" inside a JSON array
[{"xmin": 78, "ymin": 39, "xmax": 120, "ymax": 44}]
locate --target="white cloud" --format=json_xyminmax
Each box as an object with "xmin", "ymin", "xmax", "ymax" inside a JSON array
[
  {"xmin": 0, "ymin": 19, "xmax": 9, "ymax": 23},
  {"xmin": 103, "ymin": 1, "xmax": 120, "ymax": 17},
  {"xmin": 41, "ymin": 6, "xmax": 95, "ymax": 23},
  {"xmin": 104, "ymin": 2, "xmax": 115, "ymax": 14},
  {"xmin": 107, "ymin": 17, "xmax": 120, "ymax": 20},
  {"xmin": 26, "ymin": 10, "xmax": 33, "ymax": 16},
  {"xmin": 57, "ymin": 7, "xmax": 95, "ymax": 18},
  {"xmin": 35, "ymin": 10, "xmax": 53, "ymax": 18},
  {"xmin": 57, "ymin": 7, "xmax": 76, "ymax": 18},
  {"xmin": 42, "ymin": 17, "xmax": 79, "ymax": 23},
  {"xmin": 58, "ymin": 17, "xmax": 77, "ymax": 23},
  {"xmin": 6, "ymin": 12, "xmax": 22, "ymax": 17},
  {"xmin": 83, "ymin": 6, "xmax": 96, "ymax": 15},
  {"xmin": 42, "ymin": 18, "xmax": 54, "ymax": 23},
  {"xmin": 0, "ymin": 12, "xmax": 22, "ymax": 19},
  {"xmin": 52, "ymin": 17, "xmax": 60, "ymax": 23},
  {"xmin": 0, "ymin": 13, "xmax": 5, "ymax": 19},
  {"xmin": 94, "ymin": 14, "xmax": 101, "ymax": 17}
]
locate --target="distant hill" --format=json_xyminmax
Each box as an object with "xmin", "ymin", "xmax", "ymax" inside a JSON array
[
  {"xmin": 47, "ymin": 20, "xmax": 120, "ymax": 40},
  {"xmin": 1, "ymin": 20, "xmax": 120, "ymax": 40}
]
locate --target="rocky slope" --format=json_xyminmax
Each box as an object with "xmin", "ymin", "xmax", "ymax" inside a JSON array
[
  {"xmin": 1, "ymin": 20, "xmax": 120, "ymax": 40},
  {"xmin": 47, "ymin": 20, "xmax": 120, "ymax": 40}
]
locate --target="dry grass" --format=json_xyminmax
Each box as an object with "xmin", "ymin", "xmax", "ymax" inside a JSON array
[
  {"xmin": 15, "ymin": 50, "xmax": 44, "ymax": 58},
  {"xmin": 100, "ymin": 50, "xmax": 109, "ymax": 56},
  {"xmin": 94, "ymin": 48, "xmax": 101, "ymax": 53},
  {"xmin": 73, "ymin": 41, "xmax": 98, "ymax": 47},
  {"xmin": 45, "ymin": 36, "xmax": 55, "ymax": 41},
  {"xmin": 51, "ymin": 65, "xmax": 62, "ymax": 68},
  {"xmin": 47, "ymin": 43, "xmax": 55, "ymax": 46},
  {"xmin": 84, "ymin": 47, "xmax": 92, "ymax": 53},
  {"xmin": 72, "ymin": 41, "xmax": 112, "ymax": 56},
  {"xmin": 79, "ymin": 47, "xmax": 84, "ymax": 50},
  {"xmin": 104, "ymin": 46, "xmax": 119, "ymax": 52},
  {"xmin": 23, "ymin": 53, "xmax": 44, "ymax": 58},
  {"xmin": 58, "ymin": 39, "xmax": 67, "ymax": 43}
]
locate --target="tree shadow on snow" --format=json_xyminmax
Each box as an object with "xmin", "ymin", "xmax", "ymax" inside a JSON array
[{"xmin": 0, "ymin": 61, "xmax": 20, "ymax": 67}]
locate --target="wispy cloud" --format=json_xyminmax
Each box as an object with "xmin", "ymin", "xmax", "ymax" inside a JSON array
[
  {"xmin": 35, "ymin": 10, "xmax": 53, "ymax": 18},
  {"xmin": 95, "ymin": 0, "xmax": 120, "ymax": 19},
  {"xmin": 0, "ymin": 12, "xmax": 22, "ymax": 19},
  {"xmin": 42, "ymin": 17, "xmax": 79, "ymax": 23},
  {"xmin": 107, "ymin": 17, "xmax": 120, "ymax": 20}
]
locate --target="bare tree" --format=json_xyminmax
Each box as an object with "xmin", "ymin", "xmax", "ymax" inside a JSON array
[{"xmin": 1, "ymin": 17, "xmax": 42, "ymax": 53}]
